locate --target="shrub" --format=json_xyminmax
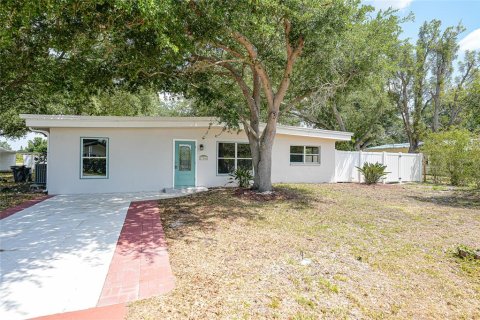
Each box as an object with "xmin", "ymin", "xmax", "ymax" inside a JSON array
[
  {"xmin": 422, "ymin": 129, "xmax": 476, "ymax": 186},
  {"xmin": 470, "ymin": 140, "xmax": 480, "ymax": 189},
  {"xmin": 228, "ymin": 167, "xmax": 253, "ymax": 188},
  {"xmin": 356, "ymin": 162, "xmax": 388, "ymax": 184}
]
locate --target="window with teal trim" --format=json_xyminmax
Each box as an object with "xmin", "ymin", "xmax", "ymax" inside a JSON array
[{"xmin": 81, "ymin": 138, "xmax": 108, "ymax": 178}]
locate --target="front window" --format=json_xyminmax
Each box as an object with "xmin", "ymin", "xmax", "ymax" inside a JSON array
[
  {"xmin": 290, "ymin": 146, "xmax": 320, "ymax": 164},
  {"xmin": 217, "ymin": 142, "xmax": 253, "ymax": 174},
  {"xmin": 81, "ymin": 138, "xmax": 108, "ymax": 178}
]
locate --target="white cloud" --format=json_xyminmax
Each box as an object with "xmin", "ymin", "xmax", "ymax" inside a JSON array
[
  {"xmin": 459, "ymin": 28, "xmax": 480, "ymax": 52},
  {"xmin": 364, "ymin": 0, "xmax": 414, "ymax": 10}
]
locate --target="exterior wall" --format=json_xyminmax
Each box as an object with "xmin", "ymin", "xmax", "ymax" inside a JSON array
[
  {"xmin": 47, "ymin": 127, "xmax": 337, "ymax": 194},
  {"xmin": 271, "ymin": 134, "xmax": 336, "ymax": 184},
  {"xmin": 0, "ymin": 153, "xmax": 16, "ymax": 171}
]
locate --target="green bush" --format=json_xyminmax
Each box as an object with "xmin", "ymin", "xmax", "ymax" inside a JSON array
[
  {"xmin": 470, "ymin": 140, "xmax": 480, "ymax": 188},
  {"xmin": 422, "ymin": 129, "xmax": 478, "ymax": 186},
  {"xmin": 356, "ymin": 162, "xmax": 388, "ymax": 185},
  {"xmin": 228, "ymin": 167, "xmax": 253, "ymax": 188}
]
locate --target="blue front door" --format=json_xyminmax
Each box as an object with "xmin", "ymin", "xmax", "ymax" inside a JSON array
[{"xmin": 174, "ymin": 141, "xmax": 196, "ymax": 188}]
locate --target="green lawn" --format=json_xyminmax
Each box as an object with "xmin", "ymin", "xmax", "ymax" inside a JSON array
[{"xmin": 127, "ymin": 183, "xmax": 480, "ymax": 320}]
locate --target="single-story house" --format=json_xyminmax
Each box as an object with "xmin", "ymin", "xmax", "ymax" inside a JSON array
[
  {"xmin": 0, "ymin": 147, "xmax": 16, "ymax": 172},
  {"xmin": 21, "ymin": 114, "xmax": 353, "ymax": 194}
]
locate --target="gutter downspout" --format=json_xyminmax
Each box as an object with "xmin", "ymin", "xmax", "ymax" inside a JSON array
[{"xmin": 28, "ymin": 127, "xmax": 50, "ymax": 193}]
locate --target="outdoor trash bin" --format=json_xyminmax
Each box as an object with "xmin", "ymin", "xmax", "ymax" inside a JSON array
[{"xmin": 11, "ymin": 166, "xmax": 32, "ymax": 183}]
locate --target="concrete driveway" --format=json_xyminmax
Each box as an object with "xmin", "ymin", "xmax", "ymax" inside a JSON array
[{"xmin": 0, "ymin": 192, "xmax": 183, "ymax": 320}]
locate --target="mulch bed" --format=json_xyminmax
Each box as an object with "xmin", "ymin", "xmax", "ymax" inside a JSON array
[{"xmin": 232, "ymin": 187, "xmax": 299, "ymax": 201}]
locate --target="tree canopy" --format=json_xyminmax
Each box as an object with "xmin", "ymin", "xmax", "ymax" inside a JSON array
[
  {"xmin": 23, "ymin": 137, "xmax": 47, "ymax": 153},
  {"xmin": 389, "ymin": 20, "xmax": 479, "ymax": 152},
  {"xmin": 1, "ymin": 0, "xmax": 479, "ymax": 189},
  {"xmin": 0, "ymin": 141, "xmax": 12, "ymax": 150}
]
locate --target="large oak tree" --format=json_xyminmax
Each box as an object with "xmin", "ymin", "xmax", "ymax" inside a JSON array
[{"xmin": 177, "ymin": 0, "xmax": 400, "ymax": 191}]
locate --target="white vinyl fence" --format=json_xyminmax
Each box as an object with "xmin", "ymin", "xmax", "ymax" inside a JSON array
[{"xmin": 335, "ymin": 150, "xmax": 423, "ymax": 183}]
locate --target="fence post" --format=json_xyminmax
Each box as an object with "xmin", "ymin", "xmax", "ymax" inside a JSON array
[
  {"xmin": 398, "ymin": 152, "xmax": 402, "ymax": 184},
  {"xmin": 334, "ymin": 150, "xmax": 337, "ymax": 183},
  {"xmin": 421, "ymin": 153, "xmax": 427, "ymax": 183},
  {"xmin": 358, "ymin": 150, "xmax": 362, "ymax": 183},
  {"xmin": 382, "ymin": 152, "xmax": 387, "ymax": 184}
]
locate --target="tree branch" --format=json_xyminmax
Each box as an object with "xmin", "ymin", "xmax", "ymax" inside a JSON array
[
  {"xmin": 214, "ymin": 42, "xmax": 246, "ymax": 60},
  {"xmin": 192, "ymin": 54, "xmax": 258, "ymax": 121},
  {"xmin": 284, "ymin": 19, "xmax": 292, "ymax": 57},
  {"xmin": 240, "ymin": 118, "xmax": 259, "ymax": 140},
  {"xmin": 275, "ymin": 36, "xmax": 305, "ymax": 110},
  {"xmin": 231, "ymin": 32, "xmax": 274, "ymax": 108}
]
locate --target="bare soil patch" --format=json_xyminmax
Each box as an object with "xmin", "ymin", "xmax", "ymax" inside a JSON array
[{"xmin": 232, "ymin": 186, "xmax": 300, "ymax": 201}]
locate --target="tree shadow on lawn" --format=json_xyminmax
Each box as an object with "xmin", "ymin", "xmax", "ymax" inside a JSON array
[
  {"xmin": 158, "ymin": 186, "xmax": 317, "ymax": 241},
  {"xmin": 408, "ymin": 189, "xmax": 480, "ymax": 209}
]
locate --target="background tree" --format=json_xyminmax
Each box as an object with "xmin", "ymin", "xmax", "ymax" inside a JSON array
[
  {"xmin": 285, "ymin": 8, "xmax": 402, "ymax": 150},
  {"xmin": 23, "ymin": 137, "xmax": 47, "ymax": 153},
  {"xmin": 428, "ymin": 21, "xmax": 464, "ymax": 132},
  {"xmin": 442, "ymin": 51, "xmax": 480, "ymax": 129},
  {"xmin": 389, "ymin": 20, "xmax": 479, "ymax": 153},
  {"xmin": 463, "ymin": 73, "xmax": 480, "ymax": 130},
  {"xmin": 0, "ymin": 141, "xmax": 12, "ymax": 150},
  {"xmin": 85, "ymin": 89, "xmax": 195, "ymax": 117}
]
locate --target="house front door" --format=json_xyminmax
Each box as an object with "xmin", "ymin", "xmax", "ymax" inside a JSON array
[{"xmin": 174, "ymin": 140, "xmax": 196, "ymax": 188}]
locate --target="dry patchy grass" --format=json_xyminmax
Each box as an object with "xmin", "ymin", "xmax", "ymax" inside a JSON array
[
  {"xmin": 0, "ymin": 172, "xmax": 44, "ymax": 211},
  {"xmin": 127, "ymin": 183, "xmax": 480, "ymax": 320}
]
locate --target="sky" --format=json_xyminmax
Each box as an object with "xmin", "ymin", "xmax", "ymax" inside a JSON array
[
  {"xmin": 1, "ymin": 1, "xmax": 479, "ymax": 150},
  {"xmin": 364, "ymin": 0, "xmax": 480, "ymax": 51},
  {"xmin": 0, "ymin": 132, "xmax": 44, "ymax": 151}
]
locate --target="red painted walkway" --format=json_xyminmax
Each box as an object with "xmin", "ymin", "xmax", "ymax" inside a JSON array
[
  {"xmin": 31, "ymin": 303, "xmax": 127, "ymax": 320},
  {"xmin": 0, "ymin": 195, "xmax": 53, "ymax": 220},
  {"xmin": 97, "ymin": 200, "xmax": 175, "ymax": 307},
  {"xmin": 29, "ymin": 199, "xmax": 175, "ymax": 320}
]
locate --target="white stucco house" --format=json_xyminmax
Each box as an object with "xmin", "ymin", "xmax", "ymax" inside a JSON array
[
  {"xmin": 21, "ymin": 114, "xmax": 353, "ymax": 194},
  {"xmin": 0, "ymin": 147, "xmax": 16, "ymax": 172}
]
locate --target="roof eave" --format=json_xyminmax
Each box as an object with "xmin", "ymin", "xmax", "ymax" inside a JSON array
[{"xmin": 20, "ymin": 114, "xmax": 353, "ymax": 141}]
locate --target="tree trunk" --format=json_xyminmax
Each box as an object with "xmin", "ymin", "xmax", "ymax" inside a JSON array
[
  {"xmin": 408, "ymin": 136, "xmax": 419, "ymax": 153},
  {"xmin": 354, "ymin": 128, "xmax": 372, "ymax": 151},
  {"xmin": 246, "ymin": 137, "xmax": 274, "ymax": 192},
  {"xmin": 256, "ymin": 143, "xmax": 273, "ymax": 192},
  {"xmin": 432, "ymin": 79, "xmax": 441, "ymax": 132},
  {"xmin": 244, "ymin": 119, "xmax": 276, "ymax": 192},
  {"xmin": 249, "ymin": 135, "xmax": 261, "ymax": 189}
]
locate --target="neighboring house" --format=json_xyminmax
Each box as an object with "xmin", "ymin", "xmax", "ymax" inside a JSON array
[
  {"xmin": 366, "ymin": 142, "xmax": 423, "ymax": 153},
  {"xmin": 0, "ymin": 147, "xmax": 16, "ymax": 172},
  {"xmin": 21, "ymin": 114, "xmax": 353, "ymax": 194}
]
